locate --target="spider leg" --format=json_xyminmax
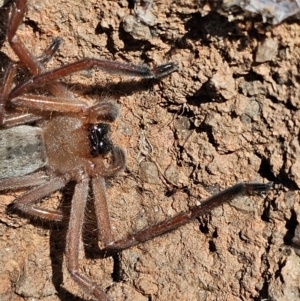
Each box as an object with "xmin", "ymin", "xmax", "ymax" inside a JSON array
[
  {"xmin": 7, "ymin": 0, "xmax": 38, "ymax": 74},
  {"xmin": 6, "ymin": 0, "xmax": 177, "ymax": 117},
  {"xmin": 8, "ymin": 0, "xmax": 74, "ymax": 99},
  {"xmin": 9, "ymin": 173, "xmax": 74, "ymax": 221},
  {"xmin": 91, "ymin": 146, "xmax": 126, "ymax": 245},
  {"xmin": 36, "ymin": 37, "xmax": 63, "ymax": 65},
  {"xmin": 10, "ymin": 94, "xmax": 89, "ymax": 113},
  {"xmin": 0, "ymin": 62, "xmax": 16, "ymax": 105},
  {"xmin": 9, "ymin": 94, "xmax": 120, "ymax": 123},
  {"xmin": 0, "ymin": 61, "xmax": 42, "ymax": 126},
  {"xmin": 10, "ymin": 59, "xmax": 178, "ymax": 99},
  {"xmin": 1, "ymin": 2, "xmax": 73, "ymax": 127},
  {"xmin": 101, "ymin": 146, "xmax": 126, "ymax": 177},
  {"xmin": 0, "ymin": 171, "xmax": 49, "ymax": 190},
  {"xmin": 106, "ymin": 182, "xmax": 273, "ymax": 250},
  {"xmin": 92, "ymin": 177, "xmax": 113, "ymax": 245},
  {"xmin": 0, "ymin": 64, "xmax": 41, "ymax": 127},
  {"xmin": 1, "ymin": 112, "xmax": 43, "ymax": 127},
  {"xmin": 88, "ymin": 101, "xmax": 120, "ymax": 123},
  {"xmin": 66, "ymin": 178, "xmax": 111, "ymax": 301},
  {"xmin": 0, "ymin": 62, "xmax": 17, "ymax": 125}
]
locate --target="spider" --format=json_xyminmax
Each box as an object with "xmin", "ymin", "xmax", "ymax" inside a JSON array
[{"xmin": 0, "ymin": 0, "xmax": 272, "ymax": 300}]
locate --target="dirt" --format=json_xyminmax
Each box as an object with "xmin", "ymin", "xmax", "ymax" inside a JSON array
[{"xmin": 0, "ymin": 1, "xmax": 300, "ymax": 301}]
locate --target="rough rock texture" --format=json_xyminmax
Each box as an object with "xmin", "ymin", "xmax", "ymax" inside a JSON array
[
  {"xmin": 0, "ymin": 1, "xmax": 300, "ymax": 301},
  {"xmin": 222, "ymin": 0, "xmax": 300, "ymax": 24}
]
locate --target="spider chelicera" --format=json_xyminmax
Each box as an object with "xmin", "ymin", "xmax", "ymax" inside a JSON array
[{"xmin": 0, "ymin": 0, "xmax": 272, "ymax": 300}]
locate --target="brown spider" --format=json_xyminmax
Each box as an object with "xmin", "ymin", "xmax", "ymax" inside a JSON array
[{"xmin": 0, "ymin": 0, "xmax": 272, "ymax": 300}]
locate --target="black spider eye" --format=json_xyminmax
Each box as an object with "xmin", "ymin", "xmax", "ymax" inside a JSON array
[
  {"xmin": 88, "ymin": 125, "xmax": 97, "ymax": 133},
  {"xmin": 88, "ymin": 123, "xmax": 113, "ymax": 156},
  {"xmin": 95, "ymin": 123, "xmax": 110, "ymax": 137},
  {"xmin": 97, "ymin": 138, "xmax": 113, "ymax": 155}
]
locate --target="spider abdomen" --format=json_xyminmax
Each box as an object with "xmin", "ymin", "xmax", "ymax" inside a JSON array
[{"xmin": 0, "ymin": 125, "xmax": 47, "ymax": 179}]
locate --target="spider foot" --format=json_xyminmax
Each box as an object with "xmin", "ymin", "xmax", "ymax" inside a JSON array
[
  {"xmin": 37, "ymin": 37, "xmax": 63, "ymax": 65},
  {"xmin": 245, "ymin": 181, "xmax": 273, "ymax": 195},
  {"xmin": 151, "ymin": 62, "xmax": 179, "ymax": 78}
]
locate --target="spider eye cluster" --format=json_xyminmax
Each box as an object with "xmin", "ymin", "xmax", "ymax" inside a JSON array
[{"xmin": 88, "ymin": 123, "xmax": 113, "ymax": 156}]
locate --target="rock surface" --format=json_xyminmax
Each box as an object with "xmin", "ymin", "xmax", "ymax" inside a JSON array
[{"xmin": 0, "ymin": 1, "xmax": 300, "ymax": 301}]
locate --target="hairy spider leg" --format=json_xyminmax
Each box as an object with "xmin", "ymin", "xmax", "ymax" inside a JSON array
[
  {"xmin": 1, "ymin": 146, "xmax": 125, "ymax": 222},
  {"xmin": 0, "ymin": 39, "xmax": 65, "ymax": 126},
  {"xmin": 0, "ymin": 171, "xmax": 49, "ymax": 190},
  {"xmin": 66, "ymin": 178, "xmax": 112, "ymax": 301},
  {"xmin": 36, "ymin": 37, "xmax": 63, "ymax": 65},
  {"xmin": 1, "ymin": 3, "xmax": 71, "ymax": 126},
  {"xmin": 9, "ymin": 59, "xmax": 178, "ymax": 101},
  {"xmin": 5, "ymin": 0, "xmax": 177, "ymax": 124},
  {"xmin": 4, "ymin": 0, "xmax": 177, "ymax": 123},
  {"xmin": 7, "ymin": 146, "xmax": 125, "ymax": 301},
  {"xmin": 105, "ymin": 182, "xmax": 273, "ymax": 251},
  {"xmin": 7, "ymin": 0, "xmax": 74, "ymax": 99}
]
